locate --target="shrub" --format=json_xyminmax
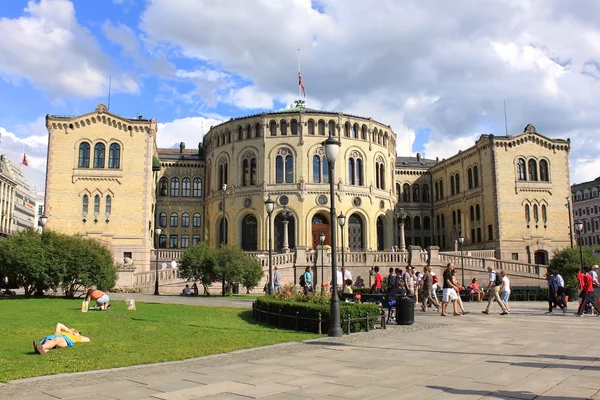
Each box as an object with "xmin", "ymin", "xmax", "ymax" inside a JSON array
[
  {"xmin": 254, "ymin": 297, "xmax": 381, "ymax": 334},
  {"xmin": 550, "ymin": 247, "xmax": 598, "ymax": 288}
]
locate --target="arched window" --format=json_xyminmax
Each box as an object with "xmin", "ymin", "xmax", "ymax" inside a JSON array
[
  {"xmin": 455, "ymin": 174, "xmax": 460, "ymax": 194},
  {"xmin": 181, "ymin": 177, "xmax": 191, "ymax": 197},
  {"xmin": 170, "ymin": 212, "xmax": 178, "ymax": 227},
  {"xmin": 291, "ymin": 119, "xmax": 298, "ymax": 135},
  {"xmin": 528, "ymin": 159, "xmax": 538, "ymax": 181},
  {"xmin": 402, "ymin": 184, "xmax": 410, "ymax": 202},
  {"xmin": 159, "ymin": 212, "xmax": 167, "ymax": 227},
  {"xmin": 269, "ymin": 120, "xmax": 277, "ymax": 136},
  {"xmin": 361, "ymin": 125, "xmax": 368, "ymax": 140},
  {"xmin": 94, "ymin": 195, "xmax": 100, "ymax": 217},
  {"xmin": 159, "ymin": 234, "xmax": 167, "ymax": 248},
  {"xmin": 218, "ymin": 159, "xmax": 228, "ymax": 188},
  {"xmin": 93, "ymin": 143, "xmax": 105, "ymax": 168},
  {"xmin": 375, "ymin": 158, "xmax": 385, "ymax": 190},
  {"xmin": 328, "ymin": 120, "xmax": 335, "ymax": 136},
  {"xmin": 181, "ymin": 235, "xmax": 189, "ymax": 248},
  {"xmin": 533, "ymin": 204, "xmax": 539, "ymax": 222},
  {"xmin": 473, "ymin": 166, "xmax": 479, "ymax": 187},
  {"xmin": 542, "ymin": 205, "xmax": 547, "ymax": 222},
  {"xmin": 424, "ymin": 216, "xmax": 431, "ymax": 230},
  {"xmin": 170, "ymin": 177, "xmax": 179, "ymax": 197},
  {"xmin": 313, "ymin": 155, "xmax": 321, "ymax": 183},
  {"xmin": 348, "ymin": 158, "xmax": 355, "ymax": 185},
  {"xmin": 414, "ymin": 216, "xmax": 421, "ymax": 230},
  {"xmin": 470, "ymin": 206, "xmax": 475, "ymax": 221},
  {"xmin": 412, "ymin": 184, "xmax": 420, "ymax": 202},
  {"xmin": 193, "ymin": 178, "xmax": 202, "ymax": 197},
  {"xmin": 108, "ymin": 143, "xmax": 120, "ymax": 169},
  {"xmin": 422, "ymin": 184, "xmax": 430, "ymax": 202},
  {"xmin": 525, "ymin": 205, "xmax": 530, "ymax": 223},
  {"xmin": 468, "ymin": 168, "xmax": 473, "ymax": 189},
  {"xmin": 517, "ymin": 158, "xmax": 526, "ymax": 181},
  {"xmin": 439, "ymin": 181, "xmax": 444, "ymax": 198},
  {"xmin": 434, "ymin": 182, "xmax": 439, "ymax": 201},
  {"xmin": 241, "ymin": 215, "xmax": 258, "ymax": 251},
  {"xmin": 396, "ymin": 183, "xmax": 401, "ymax": 201},
  {"xmin": 159, "ymin": 177, "xmax": 168, "ymax": 196},
  {"xmin": 476, "ymin": 204, "xmax": 481, "ymax": 220},
  {"xmin": 347, "ymin": 151, "xmax": 363, "ymax": 186},
  {"xmin": 539, "ymin": 160, "xmax": 549, "ymax": 181},
  {"xmin": 405, "ymin": 216, "xmax": 411, "ymax": 230},
  {"xmin": 313, "ymin": 153, "xmax": 329, "ymax": 183},
  {"xmin": 181, "ymin": 213, "xmax": 190, "ymax": 227},
  {"xmin": 352, "ymin": 123, "xmax": 359, "ymax": 138},
  {"xmin": 275, "ymin": 149, "xmax": 294, "ymax": 183},
  {"xmin": 318, "ymin": 120, "xmax": 325, "ymax": 135},
  {"xmin": 245, "ymin": 124, "xmax": 251, "ymax": 139},
  {"xmin": 193, "ymin": 213, "xmax": 201, "ymax": 227},
  {"xmin": 255, "ymin": 122, "xmax": 262, "ymax": 138},
  {"xmin": 105, "ymin": 195, "xmax": 111, "ymax": 217},
  {"xmin": 78, "ymin": 142, "xmax": 90, "ymax": 168},
  {"xmin": 82, "ymin": 194, "xmax": 88, "ymax": 216},
  {"xmin": 280, "ymin": 120, "xmax": 288, "ymax": 135},
  {"xmin": 192, "ymin": 234, "xmax": 201, "ymax": 245},
  {"xmin": 450, "ymin": 176, "xmax": 455, "ymax": 195},
  {"xmin": 307, "ymin": 120, "xmax": 315, "ymax": 135},
  {"xmin": 238, "ymin": 126, "xmax": 243, "ymax": 141},
  {"xmin": 452, "ymin": 210, "xmax": 456, "ymax": 226},
  {"xmin": 344, "ymin": 123, "xmax": 350, "ymax": 137},
  {"xmin": 169, "ymin": 235, "xmax": 178, "ymax": 248}
]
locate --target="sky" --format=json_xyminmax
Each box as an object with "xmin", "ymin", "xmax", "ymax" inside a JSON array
[{"xmin": 1, "ymin": 0, "xmax": 599, "ymax": 192}]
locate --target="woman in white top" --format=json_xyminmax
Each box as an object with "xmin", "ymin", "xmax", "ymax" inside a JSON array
[{"xmin": 500, "ymin": 270, "xmax": 511, "ymax": 313}]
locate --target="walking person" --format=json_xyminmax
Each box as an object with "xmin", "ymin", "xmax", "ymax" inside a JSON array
[
  {"xmin": 546, "ymin": 270, "xmax": 564, "ymax": 315},
  {"xmin": 300, "ymin": 266, "xmax": 312, "ymax": 295},
  {"xmin": 554, "ymin": 270, "xmax": 567, "ymax": 313},
  {"xmin": 420, "ymin": 266, "xmax": 440, "ymax": 312},
  {"xmin": 577, "ymin": 267, "xmax": 595, "ymax": 316},
  {"xmin": 499, "ymin": 270, "xmax": 511, "ymax": 313},
  {"xmin": 371, "ymin": 266, "xmax": 383, "ymax": 294},
  {"xmin": 482, "ymin": 266, "xmax": 509, "ymax": 315},
  {"xmin": 387, "ymin": 267, "xmax": 397, "ymax": 291},
  {"xmin": 440, "ymin": 263, "xmax": 460, "ymax": 317},
  {"xmin": 273, "ymin": 266, "xmax": 281, "ymax": 292},
  {"xmin": 450, "ymin": 269, "xmax": 469, "ymax": 315}
]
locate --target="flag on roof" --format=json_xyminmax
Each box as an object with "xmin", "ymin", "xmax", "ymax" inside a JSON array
[
  {"xmin": 298, "ymin": 72, "xmax": 306, "ymax": 98},
  {"xmin": 22, "ymin": 153, "xmax": 28, "ymax": 167}
]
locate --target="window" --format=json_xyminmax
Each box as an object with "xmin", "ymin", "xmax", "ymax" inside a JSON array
[
  {"xmin": 307, "ymin": 120, "xmax": 315, "ymax": 135},
  {"xmin": 182, "ymin": 177, "xmax": 191, "ymax": 197},
  {"xmin": 255, "ymin": 122, "xmax": 262, "ymax": 138},
  {"xmin": 192, "ymin": 234, "xmax": 201, "ymax": 245},
  {"xmin": 471, "ymin": 228, "xmax": 476, "ymax": 243},
  {"xmin": 439, "ymin": 181, "xmax": 444, "ymax": 199},
  {"xmin": 318, "ymin": 120, "xmax": 325, "ymax": 135},
  {"xmin": 476, "ymin": 204, "xmax": 480, "ymax": 220},
  {"xmin": 525, "ymin": 204, "xmax": 530, "ymax": 222},
  {"xmin": 93, "ymin": 143, "xmax": 105, "ymax": 168},
  {"xmin": 78, "ymin": 142, "xmax": 90, "ymax": 168},
  {"xmin": 528, "ymin": 159, "xmax": 538, "ymax": 181},
  {"xmin": 313, "ymin": 154, "xmax": 330, "ymax": 183},
  {"xmin": 412, "ymin": 184, "xmax": 420, "ymax": 202},
  {"xmin": 94, "ymin": 195, "xmax": 100, "ymax": 216},
  {"xmin": 181, "ymin": 235, "xmax": 189, "ymax": 248},
  {"xmin": 473, "ymin": 166, "xmax": 479, "ymax": 187},
  {"xmin": 291, "ymin": 119, "xmax": 298, "ymax": 135},
  {"xmin": 435, "ymin": 182, "xmax": 439, "ymax": 201},
  {"xmin": 108, "ymin": 143, "xmax": 120, "ymax": 169},
  {"xmin": 328, "ymin": 121, "xmax": 335, "ymax": 136},
  {"xmin": 512, "ymin": 253, "xmax": 519, "ymax": 260},
  {"xmin": 361, "ymin": 125, "xmax": 368, "ymax": 140},
  {"xmin": 159, "ymin": 212, "xmax": 167, "ymax": 228},
  {"xmin": 105, "ymin": 195, "xmax": 111, "ymax": 217},
  {"xmin": 170, "ymin": 212, "xmax": 178, "ymax": 227},
  {"xmin": 218, "ymin": 159, "xmax": 228, "ymax": 188},
  {"xmin": 422, "ymin": 184, "xmax": 430, "ymax": 202},
  {"xmin": 269, "ymin": 120, "xmax": 277, "ymax": 136},
  {"xmin": 344, "ymin": 122, "xmax": 350, "ymax": 137},
  {"xmin": 169, "ymin": 235, "xmax": 178, "ymax": 248},
  {"xmin": 348, "ymin": 152, "xmax": 363, "ymax": 185},
  {"xmin": 352, "ymin": 123, "xmax": 359, "ymax": 138},
  {"xmin": 242, "ymin": 153, "xmax": 257, "ymax": 186},
  {"xmin": 517, "ymin": 158, "xmax": 526, "ymax": 181},
  {"xmin": 542, "ymin": 205, "xmax": 547, "ymax": 223},
  {"xmin": 159, "ymin": 177, "xmax": 168, "ymax": 196},
  {"xmin": 280, "ymin": 120, "xmax": 288, "ymax": 135},
  {"xmin": 455, "ymin": 174, "xmax": 460, "ymax": 194},
  {"xmin": 477, "ymin": 228, "xmax": 482, "ymax": 243},
  {"xmin": 193, "ymin": 213, "xmax": 201, "ymax": 227},
  {"xmin": 424, "ymin": 216, "xmax": 431, "ymax": 230},
  {"xmin": 181, "ymin": 213, "xmax": 190, "ymax": 227},
  {"xmin": 275, "ymin": 149, "xmax": 294, "ymax": 183},
  {"xmin": 170, "ymin": 177, "xmax": 179, "ymax": 197},
  {"xmin": 468, "ymin": 168, "xmax": 473, "ymax": 189},
  {"xmin": 488, "ymin": 224, "xmax": 493, "ymax": 240},
  {"xmin": 533, "ymin": 204, "xmax": 539, "ymax": 223},
  {"xmin": 539, "ymin": 160, "xmax": 549, "ymax": 181},
  {"xmin": 82, "ymin": 194, "xmax": 88, "ymax": 216},
  {"xmin": 414, "ymin": 216, "xmax": 421, "ymax": 230},
  {"xmin": 238, "ymin": 126, "xmax": 243, "ymax": 141},
  {"xmin": 450, "ymin": 176, "xmax": 455, "ymax": 196},
  {"xmin": 193, "ymin": 178, "xmax": 202, "ymax": 197},
  {"xmin": 159, "ymin": 234, "xmax": 167, "ymax": 248},
  {"xmin": 375, "ymin": 158, "xmax": 385, "ymax": 190},
  {"xmin": 470, "ymin": 206, "xmax": 475, "ymax": 221}
]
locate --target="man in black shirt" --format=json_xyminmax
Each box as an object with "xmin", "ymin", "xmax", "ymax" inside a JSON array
[{"xmin": 441, "ymin": 263, "xmax": 460, "ymax": 316}]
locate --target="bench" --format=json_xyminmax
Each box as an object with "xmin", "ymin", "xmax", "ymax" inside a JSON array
[
  {"xmin": 511, "ymin": 286, "xmax": 543, "ymax": 301},
  {"xmin": 340, "ymin": 293, "xmax": 386, "ymax": 304}
]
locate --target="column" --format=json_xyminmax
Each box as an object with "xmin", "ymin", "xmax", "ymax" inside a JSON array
[
  {"xmin": 282, "ymin": 219, "xmax": 289, "ymax": 253},
  {"xmin": 399, "ymin": 221, "xmax": 406, "ymax": 251}
]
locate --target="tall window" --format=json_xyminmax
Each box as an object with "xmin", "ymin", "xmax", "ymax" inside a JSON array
[
  {"xmin": 182, "ymin": 177, "xmax": 191, "ymax": 197},
  {"xmin": 455, "ymin": 173, "xmax": 461, "ymax": 194},
  {"xmin": 269, "ymin": 120, "xmax": 277, "ymax": 136},
  {"xmin": 291, "ymin": 119, "xmax": 298, "ymax": 135},
  {"xmin": 105, "ymin": 195, "xmax": 111, "ymax": 217},
  {"xmin": 280, "ymin": 120, "xmax": 288, "ymax": 135},
  {"xmin": 468, "ymin": 168, "xmax": 473, "ymax": 189},
  {"xmin": 169, "ymin": 235, "xmax": 178, "ymax": 248},
  {"xmin": 450, "ymin": 176, "xmax": 455, "ymax": 195},
  {"xmin": 528, "ymin": 159, "xmax": 538, "ymax": 181},
  {"xmin": 275, "ymin": 149, "xmax": 294, "ymax": 183},
  {"xmin": 533, "ymin": 204, "xmax": 539, "ymax": 222},
  {"xmin": 435, "ymin": 182, "xmax": 439, "ymax": 201},
  {"xmin": 313, "ymin": 153, "xmax": 329, "ymax": 183},
  {"xmin": 307, "ymin": 120, "xmax": 315, "ymax": 135},
  {"xmin": 108, "ymin": 143, "xmax": 120, "ymax": 169},
  {"xmin": 375, "ymin": 158, "xmax": 385, "ymax": 190},
  {"xmin": 255, "ymin": 122, "xmax": 262, "ymax": 138},
  {"xmin": 82, "ymin": 194, "xmax": 88, "ymax": 216},
  {"xmin": 476, "ymin": 204, "xmax": 480, "ymax": 220},
  {"xmin": 181, "ymin": 235, "xmax": 189, "ymax": 248},
  {"xmin": 470, "ymin": 205, "xmax": 475, "ymax": 221},
  {"xmin": 439, "ymin": 181, "xmax": 444, "ymax": 198},
  {"xmin": 328, "ymin": 121, "xmax": 335, "ymax": 136},
  {"xmin": 192, "ymin": 234, "xmax": 201, "ymax": 245},
  {"xmin": 170, "ymin": 212, "xmax": 178, "ymax": 227},
  {"xmin": 473, "ymin": 166, "xmax": 479, "ymax": 187},
  {"xmin": 412, "ymin": 184, "xmax": 420, "ymax": 202},
  {"xmin": 159, "ymin": 212, "xmax": 167, "ymax": 227},
  {"xmin": 318, "ymin": 120, "xmax": 325, "ymax": 135},
  {"xmin": 238, "ymin": 126, "xmax": 243, "ymax": 140},
  {"xmin": 352, "ymin": 123, "xmax": 359, "ymax": 138},
  {"xmin": 539, "ymin": 160, "xmax": 549, "ymax": 181},
  {"xmin": 422, "ymin": 184, "xmax": 430, "ymax": 202},
  {"xmin": 218, "ymin": 159, "xmax": 228, "ymax": 188},
  {"xmin": 403, "ymin": 184, "xmax": 410, "ymax": 202},
  {"xmin": 181, "ymin": 213, "xmax": 190, "ymax": 227},
  {"xmin": 193, "ymin": 178, "xmax": 202, "ymax": 197},
  {"xmin": 94, "ymin": 195, "xmax": 100, "ymax": 216},
  {"xmin": 361, "ymin": 125, "xmax": 368, "ymax": 140},
  {"xmin": 159, "ymin": 234, "xmax": 167, "ymax": 248},
  {"xmin": 193, "ymin": 213, "xmax": 201, "ymax": 227},
  {"xmin": 170, "ymin": 177, "xmax": 179, "ymax": 197},
  {"xmin": 347, "ymin": 151, "xmax": 363, "ymax": 185},
  {"xmin": 78, "ymin": 142, "xmax": 90, "ymax": 168},
  {"xmin": 424, "ymin": 216, "xmax": 431, "ymax": 229},
  {"xmin": 414, "ymin": 216, "xmax": 421, "ymax": 230},
  {"xmin": 242, "ymin": 153, "xmax": 257, "ymax": 186},
  {"xmin": 542, "ymin": 205, "xmax": 548, "ymax": 223},
  {"xmin": 517, "ymin": 158, "xmax": 526, "ymax": 181},
  {"xmin": 93, "ymin": 143, "xmax": 105, "ymax": 168},
  {"xmin": 525, "ymin": 204, "xmax": 530, "ymax": 223}
]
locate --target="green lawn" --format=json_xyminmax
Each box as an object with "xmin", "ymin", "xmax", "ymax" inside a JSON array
[{"xmin": 0, "ymin": 297, "xmax": 321, "ymax": 382}]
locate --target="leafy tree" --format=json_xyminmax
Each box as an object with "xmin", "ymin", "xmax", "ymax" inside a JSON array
[
  {"xmin": 215, "ymin": 244, "xmax": 256, "ymax": 295},
  {"xmin": 240, "ymin": 256, "xmax": 264, "ymax": 294},
  {"xmin": 550, "ymin": 247, "xmax": 598, "ymax": 288},
  {"xmin": 179, "ymin": 242, "xmax": 217, "ymax": 295}
]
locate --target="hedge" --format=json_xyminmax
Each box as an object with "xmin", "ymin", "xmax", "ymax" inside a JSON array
[{"xmin": 254, "ymin": 298, "xmax": 381, "ymax": 334}]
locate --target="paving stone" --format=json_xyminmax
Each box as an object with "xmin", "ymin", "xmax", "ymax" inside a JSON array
[
  {"xmin": 277, "ymin": 374, "xmax": 340, "ymax": 388},
  {"xmin": 331, "ymin": 383, "xmax": 398, "ymax": 399},
  {"xmin": 149, "ymin": 381, "xmax": 254, "ymax": 400},
  {"xmin": 230, "ymin": 382, "xmax": 299, "ymax": 398},
  {"xmin": 283, "ymin": 382, "xmax": 351, "ymax": 398},
  {"xmin": 103, "ymin": 386, "xmax": 165, "ymax": 400}
]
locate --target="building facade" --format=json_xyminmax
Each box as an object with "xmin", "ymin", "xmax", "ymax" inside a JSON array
[
  {"xmin": 0, "ymin": 155, "xmax": 16, "ymax": 236},
  {"xmin": 44, "ymin": 103, "xmax": 572, "ymax": 272},
  {"xmin": 3, "ymin": 156, "xmax": 37, "ymax": 232},
  {"xmin": 571, "ymin": 177, "xmax": 600, "ymax": 248}
]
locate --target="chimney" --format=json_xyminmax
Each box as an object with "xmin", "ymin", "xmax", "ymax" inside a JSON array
[
  {"xmin": 436, "ymin": 157, "xmax": 439, "ymax": 162},
  {"xmin": 416, "ymin": 153, "xmax": 421, "ymax": 161},
  {"xmin": 179, "ymin": 142, "xmax": 186, "ymax": 153}
]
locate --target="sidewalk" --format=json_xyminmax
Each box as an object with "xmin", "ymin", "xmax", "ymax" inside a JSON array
[{"xmin": 2, "ymin": 300, "xmax": 599, "ymax": 400}]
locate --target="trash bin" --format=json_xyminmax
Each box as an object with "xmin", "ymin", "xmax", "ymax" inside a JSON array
[
  {"xmin": 232, "ymin": 284, "xmax": 240, "ymax": 295},
  {"xmin": 396, "ymin": 296, "xmax": 415, "ymax": 325}
]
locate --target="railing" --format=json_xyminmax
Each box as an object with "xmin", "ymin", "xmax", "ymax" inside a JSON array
[
  {"xmin": 441, "ymin": 250, "xmax": 496, "ymax": 258},
  {"xmin": 373, "ymin": 252, "xmax": 409, "ymax": 264},
  {"xmin": 246, "ymin": 251, "xmax": 296, "ymax": 268},
  {"xmin": 134, "ymin": 268, "xmax": 180, "ymax": 286},
  {"xmin": 439, "ymin": 253, "xmax": 546, "ymax": 278}
]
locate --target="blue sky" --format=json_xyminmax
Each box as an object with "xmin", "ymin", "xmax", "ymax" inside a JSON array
[{"xmin": 1, "ymin": 0, "xmax": 599, "ymax": 189}]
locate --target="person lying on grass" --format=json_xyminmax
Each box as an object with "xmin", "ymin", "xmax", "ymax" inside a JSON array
[{"xmin": 33, "ymin": 323, "xmax": 90, "ymax": 355}]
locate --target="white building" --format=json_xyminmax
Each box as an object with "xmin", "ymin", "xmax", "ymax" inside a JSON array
[
  {"xmin": 3, "ymin": 155, "xmax": 36, "ymax": 232},
  {"xmin": 0, "ymin": 155, "xmax": 16, "ymax": 236}
]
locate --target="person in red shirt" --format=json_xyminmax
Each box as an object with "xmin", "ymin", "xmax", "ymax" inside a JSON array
[
  {"xmin": 577, "ymin": 267, "xmax": 595, "ymax": 316},
  {"xmin": 372, "ymin": 266, "xmax": 383, "ymax": 294}
]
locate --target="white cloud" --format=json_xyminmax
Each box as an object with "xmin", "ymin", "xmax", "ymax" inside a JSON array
[
  {"xmin": 224, "ymin": 86, "xmax": 274, "ymax": 110},
  {"xmin": 422, "ymin": 133, "xmax": 481, "ymax": 162},
  {"xmin": 0, "ymin": 0, "xmax": 138, "ymax": 98},
  {"xmin": 157, "ymin": 116, "xmax": 224, "ymax": 149}
]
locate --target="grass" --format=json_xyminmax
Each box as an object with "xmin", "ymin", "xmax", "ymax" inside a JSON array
[{"xmin": 0, "ymin": 297, "xmax": 322, "ymax": 382}]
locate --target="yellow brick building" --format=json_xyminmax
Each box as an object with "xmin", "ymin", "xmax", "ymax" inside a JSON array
[{"xmin": 44, "ymin": 103, "xmax": 572, "ymax": 272}]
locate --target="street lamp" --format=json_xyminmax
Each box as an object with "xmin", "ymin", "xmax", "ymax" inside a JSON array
[
  {"xmin": 319, "ymin": 232, "xmax": 325, "ymax": 294},
  {"xmin": 337, "ymin": 212, "xmax": 346, "ymax": 288},
  {"xmin": 265, "ymin": 196, "xmax": 275, "ymax": 295},
  {"xmin": 154, "ymin": 227, "xmax": 162, "ymax": 296},
  {"xmin": 457, "ymin": 233, "xmax": 465, "ymax": 291},
  {"xmin": 322, "ymin": 131, "xmax": 342, "ymax": 337},
  {"xmin": 575, "ymin": 220, "xmax": 584, "ymax": 272}
]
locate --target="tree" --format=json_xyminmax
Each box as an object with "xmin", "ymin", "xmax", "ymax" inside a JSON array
[
  {"xmin": 550, "ymin": 247, "xmax": 598, "ymax": 288},
  {"xmin": 240, "ymin": 256, "xmax": 264, "ymax": 294},
  {"xmin": 179, "ymin": 242, "xmax": 217, "ymax": 295},
  {"xmin": 215, "ymin": 244, "xmax": 259, "ymax": 295}
]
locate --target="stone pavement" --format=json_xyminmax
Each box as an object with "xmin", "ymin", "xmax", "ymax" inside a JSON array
[
  {"xmin": 2, "ymin": 299, "xmax": 600, "ymax": 400},
  {"xmin": 108, "ymin": 293, "xmax": 255, "ymax": 309}
]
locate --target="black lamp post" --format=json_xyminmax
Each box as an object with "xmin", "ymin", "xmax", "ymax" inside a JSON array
[
  {"xmin": 575, "ymin": 221, "xmax": 584, "ymax": 271},
  {"xmin": 265, "ymin": 196, "xmax": 275, "ymax": 295},
  {"xmin": 319, "ymin": 232, "xmax": 325, "ymax": 294},
  {"xmin": 337, "ymin": 212, "xmax": 346, "ymax": 287},
  {"xmin": 154, "ymin": 227, "xmax": 162, "ymax": 296},
  {"xmin": 323, "ymin": 132, "xmax": 342, "ymax": 337},
  {"xmin": 458, "ymin": 233, "xmax": 465, "ymax": 290}
]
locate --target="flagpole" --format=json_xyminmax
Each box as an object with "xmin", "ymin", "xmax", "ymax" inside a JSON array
[{"xmin": 297, "ymin": 49, "xmax": 301, "ymax": 99}]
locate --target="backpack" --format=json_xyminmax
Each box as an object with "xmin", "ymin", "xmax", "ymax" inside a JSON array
[
  {"xmin": 494, "ymin": 271, "xmax": 503, "ymax": 286},
  {"xmin": 299, "ymin": 273, "xmax": 306, "ymax": 287},
  {"xmin": 432, "ymin": 274, "xmax": 439, "ymax": 284}
]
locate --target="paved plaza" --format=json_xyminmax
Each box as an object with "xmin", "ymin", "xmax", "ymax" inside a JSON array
[{"xmin": 2, "ymin": 297, "xmax": 600, "ymax": 400}]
